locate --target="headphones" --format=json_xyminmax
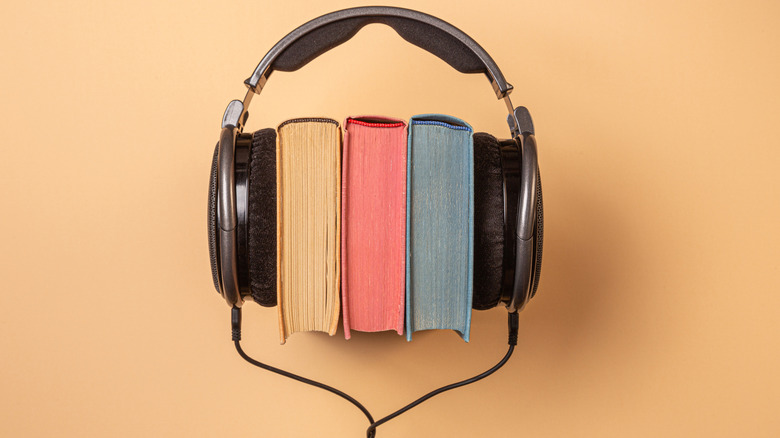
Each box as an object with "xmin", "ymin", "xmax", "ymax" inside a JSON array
[
  {"xmin": 207, "ymin": 6, "xmax": 543, "ymax": 436},
  {"xmin": 209, "ymin": 5, "xmax": 543, "ymax": 315}
]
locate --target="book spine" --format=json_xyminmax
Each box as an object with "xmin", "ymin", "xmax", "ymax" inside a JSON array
[
  {"xmin": 341, "ymin": 116, "xmax": 407, "ymax": 339},
  {"xmin": 276, "ymin": 118, "xmax": 342, "ymax": 344},
  {"xmin": 406, "ymin": 114, "xmax": 474, "ymax": 342}
]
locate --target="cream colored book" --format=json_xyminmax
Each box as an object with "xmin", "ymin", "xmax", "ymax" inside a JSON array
[{"xmin": 276, "ymin": 118, "xmax": 341, "ymax": 343}]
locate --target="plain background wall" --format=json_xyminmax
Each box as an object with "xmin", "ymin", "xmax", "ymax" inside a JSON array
[{"xmin": 1, "ymin": 0, "xmax": 778, "ymax": 436}]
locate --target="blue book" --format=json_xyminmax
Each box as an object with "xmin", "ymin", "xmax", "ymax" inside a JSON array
[{"xmin": 406, "ymin": 114, "xmax": 474, "ymax": 342}]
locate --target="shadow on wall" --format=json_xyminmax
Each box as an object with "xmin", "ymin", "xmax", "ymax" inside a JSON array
[{"xmin": 522, "ymin": 181, "xmax": 628, "ymax": 361}]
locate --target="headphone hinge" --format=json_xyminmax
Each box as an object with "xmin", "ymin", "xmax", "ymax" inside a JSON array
[{"xmin": 221, "ymin": 99, "xmax": 250, "ymax": 133}]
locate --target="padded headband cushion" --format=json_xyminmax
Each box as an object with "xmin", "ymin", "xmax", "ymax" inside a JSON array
[
  {"xmin": 273, "ymin": 17, "xmax": 484, "ymax": 74},
  {"xmin": 247, "ymin": 128, "xmax": 278, "ymax": 307},
  {"xmin": 472, "ymin": 132, "xmax": 505, "ymax": 310}
]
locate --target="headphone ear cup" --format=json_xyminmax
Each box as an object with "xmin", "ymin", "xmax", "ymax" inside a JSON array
[
  {"xmin": 247, "ymin": 128, "xmax": 278, "ymax": 306},
  {"xmin": 472, "ymin": 132, "xmax": 505, "ymax": 310}
]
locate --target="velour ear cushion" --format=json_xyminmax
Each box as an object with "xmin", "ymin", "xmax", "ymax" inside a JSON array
[
  {"xmin": 472, "ymin": 132, "xmax": 505, "ymax": 310},
  {"xmin": 247, "ymin": 128, "xmax": 278, "ymax": 307}
]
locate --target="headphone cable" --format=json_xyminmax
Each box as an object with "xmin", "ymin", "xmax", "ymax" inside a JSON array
[
  {"xmin": 365, "ymin": 311, "xmax": 518, "ymax": 437},
  {"xmin": 231, "ymin": 307, "xmax": 519, "ymax": 438},
  {"xmin": 231, "ymin": 307, "xmax": 375, "ymax": 425}
]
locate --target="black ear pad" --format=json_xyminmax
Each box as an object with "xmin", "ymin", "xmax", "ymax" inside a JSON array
[
  {"xmin": 208, "ymin": 142, "xmax": 221, "ymax": 294},
  {"xmin": 472, "ymin": 132, "xmax": 505, "ymax": 310},
  {"xmin": 247, "ymin": 128, "xmax": 278, "ymax": 306}
]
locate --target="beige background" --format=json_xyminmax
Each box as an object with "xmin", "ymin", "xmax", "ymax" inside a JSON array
[{"xmin": 1, "ymin": 0, "xmax": 778, "ymax": 436}]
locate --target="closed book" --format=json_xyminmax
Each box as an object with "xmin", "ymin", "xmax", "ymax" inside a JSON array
[
  {"xmin": 341, "ymin": 116, "xmax": 407, "ymax": 339},
  {"xmin": 276, "ymin": 118, "xmax": 342, "ymax": 343},
  {"xmin": 406, "ymin": 115, "xmax": 474, "ymax": 342}
]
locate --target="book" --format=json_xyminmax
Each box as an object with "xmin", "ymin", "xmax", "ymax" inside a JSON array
[
  {"xmin": 276, "ymin": 118, "xmax": 342, "ymax": 343},
  {"xmin": 405, "ymin": 115, "xmax": 474, "ymax": 342},
  {"xmin": 340, "ymin": 116, "xmax": 407, "ymax": 339}
]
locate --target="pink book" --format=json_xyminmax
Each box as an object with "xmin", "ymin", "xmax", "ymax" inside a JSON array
[{"xmin": 341, "ymin": 116, "xmax": 407, "ymax": 339}]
